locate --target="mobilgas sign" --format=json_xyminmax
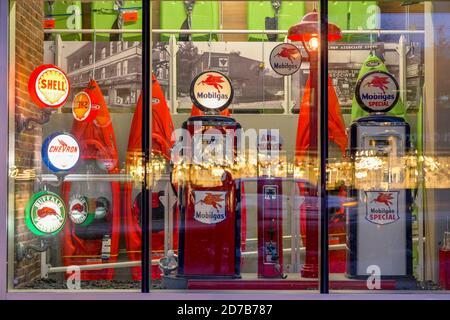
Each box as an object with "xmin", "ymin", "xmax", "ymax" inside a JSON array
[
  {"xmin": 69, "ymin": 194, "xmax": 95, "ymax": 226},
  {"xmin": 190, "ymin": 71, "xmax": 233, "ymax": 113},
  {"xmin": 25, "ymin": 191, "xmax": 67, "ymax": 236},
  {"xmin": 355, "ymin": 70, "xmax": 399, "ymax": 113},
  {"xmin": 42, "ymin": 132, "xmax": 80, "ymax": 172},
  {"xmin": 269, "ymin": 43, "xmax": 302, "ymax": 76},
  {"xmin": 365, "ymin": 191, "xmax": 400, "ymax": 225},
  {"xmin": 194, "ymin": 191, "xmax": 227, "ymax": 224},
  {"xmin": 28, "ymin": 64, "xmax": 70, "ymax": 109}
]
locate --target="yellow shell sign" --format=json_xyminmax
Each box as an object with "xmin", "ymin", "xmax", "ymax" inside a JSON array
[{"xmin": 28, "ymin": 64, "xmax": 70, "ymax": 109}]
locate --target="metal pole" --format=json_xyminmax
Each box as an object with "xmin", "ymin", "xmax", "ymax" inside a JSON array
[
  {"xmin": 141, "ymin": 0, "xmax": 151, "ymax": 294},
  {"xmin": 55, "ymin": 34, "xmax": 63, "ymax": 115},
  {"xmin": 398, "ymin": 35, "xmax": 407, "ymax": 109},
  {"xmin": 0, "ymin": 0, "xmax": 10, "ymax": 299},
  {"xmin": 282, "ymin": 36, "xmax": 291, "ymax": 115},
  {"xmin": 319, "ymin": 0, "xmax": 329, "ymax": 294},
  {"xmin": 45, "ymin": 243, "xmax": 351, "ymax": 275},
  {"xmin": 43, "ymin": 29, "xmax": 426, "ymax": 35},
  {"xmin": 169, "ymin": 35, "xmax": 178, "ymax": 114}
]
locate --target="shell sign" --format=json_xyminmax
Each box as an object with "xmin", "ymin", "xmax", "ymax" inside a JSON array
[{"xmin": 28, "ymin": 64, "xmax": 70, "ymax": 109}]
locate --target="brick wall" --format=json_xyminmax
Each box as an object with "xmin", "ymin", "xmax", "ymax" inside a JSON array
[{"xmin": 13, "ymin": 0, "xmax": 44, "ymax": 287}]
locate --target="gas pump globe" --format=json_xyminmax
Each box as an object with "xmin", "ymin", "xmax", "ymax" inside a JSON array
[{"xmin": 288, "ymin": 10, "xmax": 342, "ymax": 57}]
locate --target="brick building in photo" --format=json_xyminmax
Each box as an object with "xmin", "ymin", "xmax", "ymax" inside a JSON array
[{"xmin": 66, "ymin": 41, "xmax": 142, "ymax": 109}]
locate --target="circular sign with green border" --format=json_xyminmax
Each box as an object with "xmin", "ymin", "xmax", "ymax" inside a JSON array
[
  {"xmin": 25, "ymin": 191, "xmax": 67, "ymax": 236},
  {"xmin": 68, "ymin": 194, "xmax": 95, "ymax": 226}
]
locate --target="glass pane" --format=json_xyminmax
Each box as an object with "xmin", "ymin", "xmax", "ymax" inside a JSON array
[
  {"xmin": 9, "ymin": 0, "xmax": 142, "ymax": 291},
  {"xmin": 152, "ymin": 0, "xmax": 320, "ymax": 292},
  {"xmin": 327, "ymin": 0, "xmax": 450, "ymax": 292}
]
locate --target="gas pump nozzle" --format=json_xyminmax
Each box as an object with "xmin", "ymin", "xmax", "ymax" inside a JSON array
[
  {"xmin": 159, "ymin": 250, "xmax": 178, "ymax": 276},
  {"xmin": 180, "ymin": 0, "xmax": 196, "ymax": 41}
]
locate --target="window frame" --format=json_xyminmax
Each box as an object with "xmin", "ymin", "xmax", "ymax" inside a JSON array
[{"xmin": 1, "ymin": 0, "xmax": 450, "ymax": 300}]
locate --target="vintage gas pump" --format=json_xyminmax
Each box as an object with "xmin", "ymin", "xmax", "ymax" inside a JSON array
[
  {"xmin": 439, "ymin": 220, "xmax": 450, "ymax": 289},
  {"xmin": 165, "ymin": 71, "xmax": 242, "ymax": 286},
  {"xmin": 257, "ymin": 130, "xmax": 286, "ymax": 278},
  {"xmin": 347, "ymin": 70, "xmax": 413, "ymax": 279}
]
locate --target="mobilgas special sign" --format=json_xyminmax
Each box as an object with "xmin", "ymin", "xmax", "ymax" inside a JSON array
[
  {"xmin": 194, "ymin": 191, "xmax": 227, "ymax": 224},
  {"xmin": 365, "ymin": 191, "xmax": 400, "ymax": 225},
  {"xmin": 269, "ymin": 43, "xmax": 302, "ymax": 76},
  {"xmin": 42, "ymin": 132, "xmax": 80, "ymax": 173},
  {"xmin": 28, "ymin": 64, "xmax": 70, "ymax": 109},
  {"xmin": 190, "ymin": 71, "xmax": 233, "ymax": 113},
  {"xmin": 25, "ymin": 191, "xmax": 67, "ymax": 236},
  {"xmin": 355, "ymin": 70, "xmax": 399, "ymax": 113}
]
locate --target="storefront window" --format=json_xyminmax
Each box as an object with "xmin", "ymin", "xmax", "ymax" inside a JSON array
[
  {"xmin": 5, "ymin": 0, "xmax": 450, "ymax": 296},
  {"xmin": 9, "ymin": 0, "xmax": 143, "ymax": 291},
  {"xmin": 326, "ymin": 0, "xmax": 449, "ymax": 293},
  {"xmin": 151, "ymin": 0, "xmax": 321, "ymax": 292}
]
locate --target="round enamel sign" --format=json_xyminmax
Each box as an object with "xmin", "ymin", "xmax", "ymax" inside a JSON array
[
  {"xmin": 25, "ymin": 191, "xmax": 67, "ymax": 236},
  {"xmin": 270, "ymin": 43, "xmax": 302, "ymax": 76},
  {"xmin": 42, "ymin": 132, "xmax": 80, "ymax": 173},
  {"xmin": 28, "ymin": 64, "xmax": 70, "ymax": 109},
  {"xmin": 190, "ymin": 71, "xmax": 234, "ymax": 113},
  {"xmin": 355, "ymin": 70, "xmax": 400, "ymax": 113},
  {"xmin": 68, "ymin": 194, "xmax": 95, "ymax": 226},
  {"xmin": 72, "ymin": 91, "xmax": 98, "ymax": 122}
]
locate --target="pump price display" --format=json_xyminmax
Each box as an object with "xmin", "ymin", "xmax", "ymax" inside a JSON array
[
  {"xmin": 355, "ymin": 70, "xmax": 399, "ymax": 113},
  {"xmin": 190, "ymin": 70, "xmax": 234, "ymax": 113}
]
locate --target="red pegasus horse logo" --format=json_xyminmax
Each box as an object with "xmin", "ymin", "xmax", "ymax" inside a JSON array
[
  {"xmin": 196, "ymin": 193, "xmax": 224, "ymax": 213},
  {"xmin": 274, "ymin": 46, "xmax": 300, "ymax": 63},
  {"xmin": 58, "ymin": 139, "xmax": 68, "ymax": 148},
  {"xmin": 71, "ymin": 203, "xmax": 84, "ymax": 213},
  {"xmin": 198, "ymin": 74, "xmax": 225, "ymax": 93},
  {"xmin": 364, "ymin": 76, "xmax": 390, "ymax": 94},
  {"xmin": 371, "ymin": 192, "xmax": 394, "ymax": 208},
  {"xmin": 37, "ymin": 207, "xmax": 58, "ymax": 219}
]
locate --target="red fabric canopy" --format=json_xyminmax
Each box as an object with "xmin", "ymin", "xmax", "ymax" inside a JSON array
[
  {"xmin": 127, "ymin": 74, "xmax": 175, "ymax": 159},
  {"xmin": 295, "ymin": 75, "xmax": 347, "ymax": 161}
]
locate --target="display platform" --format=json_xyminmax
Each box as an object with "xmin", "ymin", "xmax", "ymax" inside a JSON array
[{"xmin": 163, "ymin": 273, "xmax": 419, "ymax": 290}]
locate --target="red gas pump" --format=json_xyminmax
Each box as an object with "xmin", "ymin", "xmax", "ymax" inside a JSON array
[
  {"xmin": 163, "ymin": 71, "xmax": 242, "ymax": 287},
  {"xmin": 177, "ymin": 116, "xmax": 242, "ymax": 278},
  {"xmin": 257, "ymin": 131, "xmax": 286, "ymax": 278},
  {"xmin": 439, "ymin": 230, "xmax": 450, "ymax": 289}
]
